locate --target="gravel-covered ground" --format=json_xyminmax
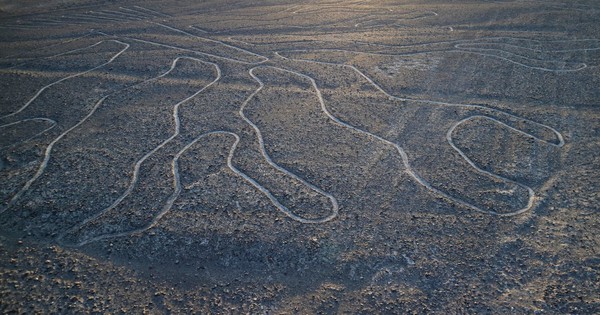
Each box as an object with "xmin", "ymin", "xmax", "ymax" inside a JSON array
[{"xmin": 1, "ymin": 0, "xmax": 599, "ymax": 313}]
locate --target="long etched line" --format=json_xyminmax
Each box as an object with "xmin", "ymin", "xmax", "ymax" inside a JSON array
[
  {"xmin": 57, "ymin": 58, "xmax": 221, "ymax": 244},
  {"xmin": 153, "ymin": 22, "xmax": 269, "ymax": 63},
  {"xmin": 277, "ymin": 51, "xmax": 565, "ymax": 147},
  {"xmin": 0, "ymin": 41, "xmax": 130, "ymax": 214},
  {"xmin": 258, "ymin": 64, "xmax": 550, "ymax": 216},
  {"xmin": 133, "ymin": 5, "xmax": 172, "ymax": 18},
  {"xmin": 0, "ymin": 33, "xmax": 94, "ymax": 61},
  {"xmin": 280, "ymin": 47, "xmax": 586, "ymax": 72},
  {"xmin": 0, "ymin": 118, "xmax": 57, "ymax": 149},
  {"xmin": 69, "ymin": 13, "xmax": 125, "ymax": 23},
  {"xmin": 89, "ymin": 11, "xmax": 137, "ymax": 21},
  {"xmin": 64, "ymin": 129, "xmax": 326, "ymax": 246},
  {"xmin": 446, "ymin": 115, "xmax": 536, "ymax": 216},
  {"xmin": 61, "ymin": 131, "xmax": 226, "ymax": 246},
  {"xmin": 355, "ymin": 11, "xmax": 439, "ymax": 27},
  {"xmin": 207, "ymin": 12, "xmax": 376, "ymax": 34},
  {"xmin": 52, "ymin": 18, "xmax": 88, "ymax": 25},
  {"xmin": 98, "ymin": 10, "xmax": 145, "ymax": 20},
  {"xmin": 27, "ymin": 19, "xmax": 64, "ymax": 26},
  {"xmin": 189, "ymin": 25, "xmax": 210, "ymax": 34},
  {"xmin": 118, "ymin": 7, "xmax": 157, "ymax": 19},
  {"xmin": 354, "ymin": 36, "xmax": 599, "ymax": 55},
  {"xmin": 3, "ymin": 34, "xmax": 108, "ymax": 70},
  {"xmin": 0, "ymin": 40, "xmax": 126, "ymax": 120},
  {"xmin": 453, "ymin": 45, "xmax": 587, "ymax": 70},
  {"xmin": 455, "ymin": 42, "xmax": 600, "ymax": 53},
  {"xmin": 239, "ymin": 68, "xmax": 339, "ymax": 224},
  {"xmin": 0, "ymin": 25, "xmax": 39, "ymax": 30},
  {"xmin": 99, "ymin": 31, "xmax": 265, "ymax": 65}
]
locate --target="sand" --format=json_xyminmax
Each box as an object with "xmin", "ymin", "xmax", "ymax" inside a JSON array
[{"xmin": 1, "ymin": 0, "xmax": 598, "ymax": 313}]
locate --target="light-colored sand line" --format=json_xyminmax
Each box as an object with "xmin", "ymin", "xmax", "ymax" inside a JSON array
[
  {"xmin": 0, "ymin": 40, "xmax": 130, "ymax": 215},
  {"xmin": 89, "ymin": 11, "xmax": 140, "ymax": 22},
  {"xmin": 225, "ymin": 37, "xmax": 336, "ymax": 47},
  {"xmin": 290, "ymin": 0, "xmax": 382, "ymax": 15},
  {"xmin": 201, "ymin": 7, "xmax": 436, "ymax": 30},
  {"xmin": 133, "ymin": 5, "xmax": 172, "ymax": 18},
  {"xmin": 58, "ymin": 132, "xmax": 229, "ymax": 246},
  {"xmin": 279, "ymin": 47, "xmax": 587, "ymax": 73},
  {"xmin": 0, "ymin": 118, "xmax": 57, "ymax": 149},
  {"xmin": 452, "ymin": 45, "xmax": 587, "ymax": 70},
  {"xmin": 24, "ymin": 19, "xmax": 64, "ymax": 26},
  {"xmin": 446, "ymin": 115, "xmax": 536, "ymax": 216},
  {"xmin": 50, "ymin": 18, "xmax": 88, "ymax": 25},
  {"xmin": 60, "ymin": 56, "xmax": 338, "ymax": 246},
  {"xmin": 68, "ymin": 13, "xmax": 126, "ymax": 23},
  {"xmin": 100, "ymin": 31, "xmax": 267, "ymax": 65},
  {"xmin": 118, "ymin": 7, "xmax": 159, "ymax": 19},
  {"xmin": 238, "ymin": 68, "xmax": 340, "ymax": 224},
  {"xmin": 276, "ymin": 51, "xmax": 564, "ymax": 147},
  {"xmin": 57, "ymin": 57, "xmax": 221, "ymax": 246},
  {"xmin": 351, "ymin": 36, "xmax": 600, "ymax": 54},
  {"xmin": 0, "ymin": 40, "xmax": 124, "ymax": 120},
  {"xmin": 3, "ymin": 35, "xmax": 109, "ymax": 71},
  {"xmin": 0, "ymin": 25, "xmax": 39, "ymax": 30},
  {"xmin": 153, "ymin": 22, "xmax": 269, "ymax": 63},
  {"xmin": 0, "ymin": 33, "xmax": 94, "ymax": 61},
  {"xmin": 265, "ymin": 58, "xmax": 563, "ymax": 216},
  {"xmin": 189, "ymin": 25, "xmax": 210, "ymax": 34},
  {"xmin": 228, "ymin": 35, "xmax": 597, "ymax": 63},
  {"xmin": 354, "ymin": 11, "xmax": 439, "ymax": 27},
  {"xmin": 98, "ymin": 9, "xmax": 146, "ymax": 20},
  {"xmin": 62, "ymin": 129, "xmax": 332, "ymax": 246},
  {"xmin": 454, "ymin": 42, "xmax": 600, "ymax": 53},
  {"xmin": 205, "ymin": 11, "xmax": 383, "ymax": 34}
]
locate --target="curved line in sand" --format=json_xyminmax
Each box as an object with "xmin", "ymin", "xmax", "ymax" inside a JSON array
[{"xmin": 259, "ymin": 61, "xmax": 563, "ymax": 216}]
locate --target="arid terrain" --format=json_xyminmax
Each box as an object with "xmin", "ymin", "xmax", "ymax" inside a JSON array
[{"xmin": 0, "ymin": 0, "xmax": 599, "ymax": 313}]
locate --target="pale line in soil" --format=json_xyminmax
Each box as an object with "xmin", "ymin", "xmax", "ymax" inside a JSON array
[
  {"xmin": 133, "ymin": 5, "xmax": 172, "ymax": 18},
  {"xmin": 0, "ymin": 25, "xmax": 39, "ymax": 30},
  {"xmin": 60, "ymin": 56, "xmax": 338, "ymax": 246},
  {"xmin": 446, "ymin": 115, "xmax": 536, "ymax": 216},
  {"xmin": 0, "ymin": 40, "xmax": 124, "ymax": 120},
  {"xmin": 99, "ymin": 31, "xmax": 268, "ymax": 65},
  {"xmin": 276, "ymin": 51, "xmax": 565, "ymax": 147},
  {"xmin": 454, "ymin": 41, "xmax": 600, "ymax": 53},
  {"xmin": 49, "ymin": 17, "xmax": 89, "ymax": 25},
  {"xmin": 97, "ymin": 9, "xmax": 146, "ymax": 20},
  {"xmin": 61, "ymin": 130, "xmax": 327, "ymax": 246},
  {"xmin": 354, "ymin": 11, "xmax": 439, "ymax": 27},
  {"xmin": 0, "ymin": 40, "xmax": 131, "ymax": 214},
  {"xmin": 69, "ymin": 13, "xmax": 126, "ymax": 23},
  {"xmin": 153, "ymin": 22, "xmax": 269, "ymax": 63},
  {"xmin": 201, "ymin": 12, "xmax": 377, "ymax": 34},
  {"xmin": 0, "ymin": 118, "xmax": 57, "ymax": 149},
  {"xmin": 118, "ymin": 7, "xmax": 159, "ymax": 19},
  {"xmin": 201, "ymin": 8, "xmax": 437, "ymax": 33},
  {"xmin": 228, "ymin": 35, "xmax": 597, "ymax": 67},
  {"xmin": 279, "ymin": 47, "xmax": 587, "ymax": 73},
  {"xmin": 265, "ymin": 57, "xmax": 564, "ymax": 216},
  {"xmin": 88, "ymin": 11, "xmax": 139, "ymax": 22},
  {"xmin": 0, "ymin": 32, "xmax": 94, "ymax": 61},
  {"xmin": 24, "ymin": 19, "xmax": 64, "ymax": 26},
  {"xmin": 57, "ymin": 57, "xmax": 221, "ymax": 246},
  {"xmin": 337, "ymin": 36, "xmax": 600, "ymax": 54},
  {"xmin": 239, "ymin": 69, "xmax": 340, "ymax": 224},
  {"xmin": 224, "ymin": 36, "xmax": 335, "ymax": 47},
  {"xmin": 189, "ymin": 25, "xmax": 210, "ymax": 34}
]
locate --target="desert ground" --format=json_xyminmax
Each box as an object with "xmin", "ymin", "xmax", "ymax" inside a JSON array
[{"xmin": 0, "ymin": 0, "xmax": 599, "ymax": 313}]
